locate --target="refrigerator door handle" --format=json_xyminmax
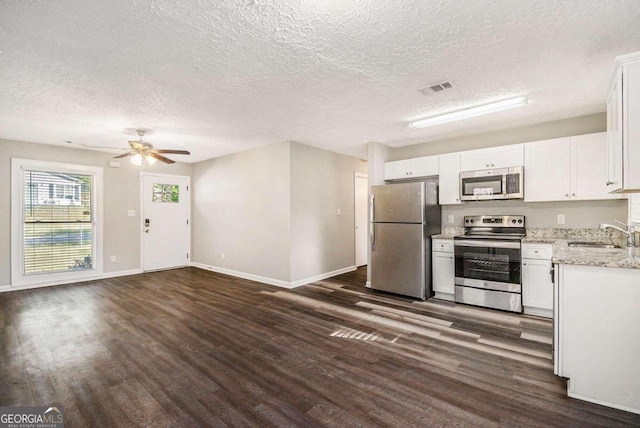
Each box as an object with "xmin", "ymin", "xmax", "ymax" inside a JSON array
[{"xmin": 370, "ymin": 194, "xmax": 375, "ymax": 250}]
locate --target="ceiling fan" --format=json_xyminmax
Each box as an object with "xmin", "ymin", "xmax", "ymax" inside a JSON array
[{"xmin": 113, "ymin": 129, "xmax": 190, "ymax": 165}]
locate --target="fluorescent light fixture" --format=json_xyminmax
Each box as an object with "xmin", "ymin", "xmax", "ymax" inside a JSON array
[{"xmin": 409, "ymin": 95, "xmax": 528, "ymax": 129}]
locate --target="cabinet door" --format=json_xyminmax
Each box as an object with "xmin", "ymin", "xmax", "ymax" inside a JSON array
[
  {"xmin": 438, "ymin": 152, "xmax": 462, "ymax": 204},
  {"xmin": 607, "ymin": 69, "xmax": 623, "ymax": 192},
  {"xmin": 571, "ymin": 133, "xmax": 620, "ymax": 200},
  {"xmin": 524, "ymin": 137, "xmax": 571, "ymax": 202},
  {"xmin": 384, "ymin": 159, "xmax": 413, "ymax": 180},
  {"xmin": 522, "ymin": 258, "xmax": 553, "ymax": 313},
  {"xmin": 460, "ymin": 148, "xmax": 491, "ymax": 171},
  {"xmin": 432, "ymin": 251, "xmax": 454, "ymax": 295},
  {"xmin": 490, "ymin": 144, "xmax": 524, "ymax": 168},
  {"xmin": 412, "ymin": 155, "xmax": 439, "ymax": 177}
]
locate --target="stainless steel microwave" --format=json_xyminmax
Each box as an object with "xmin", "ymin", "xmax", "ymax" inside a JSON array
[{"xmin": 460, "ymin": 166, "xmax": 524, "ymax": 201}]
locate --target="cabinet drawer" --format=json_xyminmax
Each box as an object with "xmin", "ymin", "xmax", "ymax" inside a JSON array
[
  {"xmin": 522, "ymin": 243, "xmax": 553, "ymax": 259},
  {"xmin": 432, "ymin": 239, "xmax": 454, "ymax": 253}
]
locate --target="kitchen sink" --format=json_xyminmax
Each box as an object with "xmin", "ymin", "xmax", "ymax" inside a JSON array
[{"xmin": 567, "ymin": 241, "xmax": 622, "ymax": 249}]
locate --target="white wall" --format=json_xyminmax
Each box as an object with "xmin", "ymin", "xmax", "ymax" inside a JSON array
[
  {"xmin": 382, "ymin": 112, "xmax": 628, "ymax": 230},
  {"xmin": 0, "ymin": 139, "xmax": 192, "ymax": 286},
  {"xmin": 290, "ymin": 142, "xmax": 367, "ymax": 282},
  {"xmin": 389, "ymin": 113, "xmax": 606, "ymax": 160},
  {"xmin": 191, "ymin": 142, "xmax": 292, "ymax": 282},
  {"xmin": 442, "ymin": 199, "xmax": 627, "ymax": 229},
  {"xmin": 191, "ymin": 141, "xmax": 367, "ymax": 286}
]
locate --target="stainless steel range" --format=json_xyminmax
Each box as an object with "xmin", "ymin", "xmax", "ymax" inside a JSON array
[{"xmin": 453, "ymin": 215, "xmax": 525, "ymax": 313}]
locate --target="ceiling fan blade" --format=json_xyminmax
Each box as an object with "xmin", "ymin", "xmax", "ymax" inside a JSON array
[
  {"xmin": 154, "ymin": 149, "xmax": 191, "ymax": 155},
  {"xmin": 129, "ymin": 141, "xmax": 145, "ymax": 150},
  {"xmin": 149, "ymin": 152, "xmax": 175, "ymax": 164},
  {"xmin": 113, "ymin": 152, "xmax": 134, "ymax": 159}
]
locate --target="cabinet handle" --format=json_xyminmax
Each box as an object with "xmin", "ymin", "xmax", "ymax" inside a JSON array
[
  {"xmin": 491, "ymin": 163, "xmax": 495, "ymax": 167},
  {"xmin": 449, "ymin": 257, "xmax": 453, "ymax": 260},
  {"xmin": 523, "ymin": 263, "xmax": 527, "ymax": 266},
  {"xmin": 572, "ymin": 193, "xmax": 575, "ymax": 197},
  {"xmin": 565, "ymin": 193, "xmax": 569, "ymax": 198},
  {"xmin": 606, "ymin": 181, "xmax": 614, "ymax": 186},
  {"xmin": 486, "ymin": 164, "xmax": 490, "ymax": 168}
]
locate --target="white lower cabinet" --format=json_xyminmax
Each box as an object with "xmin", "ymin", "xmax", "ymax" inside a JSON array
[
  {"xmin": 432, "ymin": 239, "xmax": 454, "ymax": 301},
  {"xmin": 521, "ymin": 243, "xmax": 553, "ymax": 318},
  {"xmin": 555, "ymin": 264, "xmax": 640, "ymax": 414}
]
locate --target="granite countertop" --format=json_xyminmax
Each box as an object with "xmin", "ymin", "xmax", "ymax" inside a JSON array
[
  {"xmin": 525, "ymin": 228, "xmax": 640, "ymax": 269},
  {"xmin": 431, "ymin": 226, "xmax": 640, "ymax": 268},
  {"xmin": 432, "ymin": 233, "xmax": 458, "ymax": 240},
  {"xmin": 552, "ymin": 241, "xmax": 640, "ymax": 269},
  {"xmin": 432, "ymin": 227, "xmax": 463, "ymax": 240}
]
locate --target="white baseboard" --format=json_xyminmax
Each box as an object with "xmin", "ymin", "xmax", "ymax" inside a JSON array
[
  {"xmin": 524, "ymin": 306, "xmax": 553, "ymax": 319},
  {"xmin": 0, "ymin": 268, "xmax": 143, "ymax": 294},
  {"xmin": 568, "ymin": 382, "xmax": 640, "ymax": 415},
  {"xmin": 289, "ymin": 266, "xmax": 356, "ymax": 288},
  {"xmin": 190, "ymin": 262, "xmax": 356, "ymax": 289}
]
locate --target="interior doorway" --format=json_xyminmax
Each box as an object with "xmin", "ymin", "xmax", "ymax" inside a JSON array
[{"xmin": 354, "ymin": 173, "xmax": 368, "ymax": 267}]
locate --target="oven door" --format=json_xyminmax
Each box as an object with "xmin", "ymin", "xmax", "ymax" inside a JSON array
[
  {"xmin": 454, "ymin": 239, "xmax": 521, "ymax": 290},
  {"xmin": 454, "ymin": 239, "xmax": 522, "ymax": 312}
]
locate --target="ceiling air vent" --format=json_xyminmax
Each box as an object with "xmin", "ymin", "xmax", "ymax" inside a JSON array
[{"xmin": 419, "ymin": 80, "xmax": 456, "ymax": 96}]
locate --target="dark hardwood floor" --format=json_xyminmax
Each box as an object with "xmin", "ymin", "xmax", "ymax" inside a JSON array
[{"xmin": 1, "ymin": 267, "xmax": 639, "ymax": 427}]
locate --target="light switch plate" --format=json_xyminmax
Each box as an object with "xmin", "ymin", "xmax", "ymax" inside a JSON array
[
  {"xmin": 448, "ymin": 215, "xmax": 454, "ymax": 223},
  {"xmin": 557, "ymin": 214, "xmax": 566, "ymax": 225}
]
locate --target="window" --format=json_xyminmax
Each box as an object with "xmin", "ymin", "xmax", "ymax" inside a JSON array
[
  {"xmin": 152, "ymin": 183, "xmax": 179, "ymax": 203},
  {"xmin": 12, "ymin": 159, "xmax": 103, "ymax": 286}
]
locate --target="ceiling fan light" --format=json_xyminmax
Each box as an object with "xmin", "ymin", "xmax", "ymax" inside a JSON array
[
  {"xmin": 131, "ymin": 153, "xmax": 142, "ymax": 166},
  {"xmin": 145, "ymin": 155, "xmax": 157, "ymax": 165}
]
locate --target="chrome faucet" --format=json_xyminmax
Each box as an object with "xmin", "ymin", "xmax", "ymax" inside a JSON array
[{"xmin": 599, "ymin": 221, "xmax": 637, "ymax": 247}]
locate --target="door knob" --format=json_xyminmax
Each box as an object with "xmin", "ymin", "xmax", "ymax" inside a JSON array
[{"xmin": 145, "ymin": 229, "xmax": 150, "ymax": 233}]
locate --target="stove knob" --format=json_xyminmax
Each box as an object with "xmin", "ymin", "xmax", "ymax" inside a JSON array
[
  {"xmin": 511, "ymin": 219, "xmax": 517, "ymax": 224},
  {"xmin": 518, "ymin": 219, "xmax": 523, "ymax": 224},
  {"xmin": 470, "ymin": 219, "xmax": 474, "ymax": 224}
]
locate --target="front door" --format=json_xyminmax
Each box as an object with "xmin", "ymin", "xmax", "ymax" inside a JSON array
[{"xmin": 142, "ymin": 174, "xmax": 190, "ymax": 271}]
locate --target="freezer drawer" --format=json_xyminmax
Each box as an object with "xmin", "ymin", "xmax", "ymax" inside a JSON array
[{"xmin": 370, "ymin": 222, "xmax": 426, "ymax": 299}]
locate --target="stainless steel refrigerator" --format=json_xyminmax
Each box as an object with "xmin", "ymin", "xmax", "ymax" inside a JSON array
[{"xmin": 370, "ymin": 179, "xmax": 441, "ymax": 299}]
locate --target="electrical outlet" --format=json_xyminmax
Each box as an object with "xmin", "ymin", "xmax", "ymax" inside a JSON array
[
  {"xmin": 557, "ymin": 214, "xmax": 566, "ymax": 225},
  {"xmin": 221, "ymin": 253, "xmax": 225, "ymax": 260},
  {"xmin": 448, "ymin": 215, "xmax": 454, "ymax": 224},
  {"xmin": 127, "ymin": 210, "xmax": 135, "ymax": 217},
  {"xmin": 337, "ymin": 208, "xmax": 341, "ymax": 216},
  {"xmin": 110, "ymin": 255, "xmax": 117, "ymax": 262}
]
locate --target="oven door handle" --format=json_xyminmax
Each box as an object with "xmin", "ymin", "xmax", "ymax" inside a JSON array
[{"xmin": 454, "ymin": 239, "xmax": 521, "ymax": 249}]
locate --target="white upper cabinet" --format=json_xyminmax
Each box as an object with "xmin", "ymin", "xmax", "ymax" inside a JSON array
[
  {"xmin": 460, "ymin": 144, "xmax": 523, "ymax": 171},
  {"xmin": 607, "ymin": 51, "xmax": 640, "ymax": 193},
  {"xmin": 438, "ymin": 152, "xmax": 462, "ymax": 205},
  {"xmin": 525, "ymin": 132, "xmax": 620, "ymax": 202},
  {"xmin": 384, "ymin": 155, "xmax": 438, "ymax": 180},
  {"xmin": 524, "ymin": 137, "xmax": 572, "ymax": 202},
  {"xmin": 572, "ymin": 133, "xmax": 619, "ymax": 199}
]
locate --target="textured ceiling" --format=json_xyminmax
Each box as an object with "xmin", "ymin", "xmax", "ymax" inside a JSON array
[{"xmin": 1, "ymin": 0, "xmax": 640, "ymax": 162}]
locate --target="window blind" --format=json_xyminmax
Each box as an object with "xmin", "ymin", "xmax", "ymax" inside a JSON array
[{"xmin": 23, "ymin": 170, "xmax": 94, "ymax": 275}]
